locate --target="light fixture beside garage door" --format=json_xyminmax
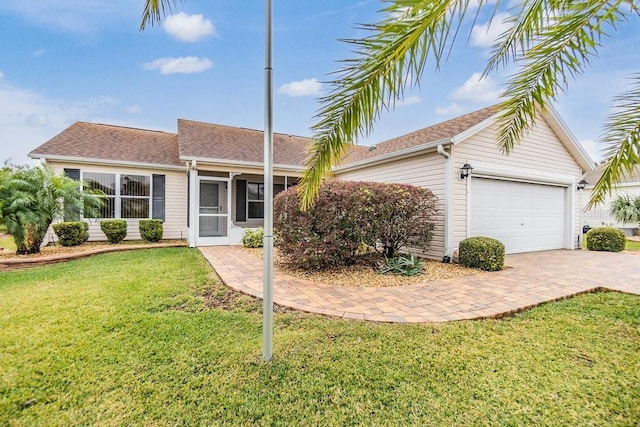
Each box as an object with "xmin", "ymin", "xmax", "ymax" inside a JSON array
[
  {"xmin": 577, "ymin": 179, "xmax": 588, "ymax": 191},
  {"xmin": 460, "ymin": 163, "xmax": 473, "ymax": 179}
]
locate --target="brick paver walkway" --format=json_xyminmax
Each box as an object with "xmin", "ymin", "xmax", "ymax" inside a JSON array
[{"xmin": 199, "ymin": 246, "xmax": 640, "ymax": 323}]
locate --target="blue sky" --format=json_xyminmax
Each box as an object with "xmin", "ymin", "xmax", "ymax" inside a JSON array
[{"xmin": 0, "ymin": 0, "xmax": 638, "ymax": 165}]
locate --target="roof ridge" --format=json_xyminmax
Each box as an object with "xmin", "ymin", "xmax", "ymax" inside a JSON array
[
  {"xmin": 79, "ymin": 121, "xmax": 173, "ymax": 134},
  {"xmin": 178, "ymin": 118, "xmax": 312, "ymax": 140}
]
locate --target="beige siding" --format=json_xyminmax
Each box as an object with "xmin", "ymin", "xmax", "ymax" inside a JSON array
[
  {"xmin": 335, "ymin": 151, "xmax": 446, "ymax": 259},
  {"xmin": 47, "ymin": 161, "xmax": 188, "ymax": 241},
  {"xmin": 452, "ymin": 118, "xmax": 583, "ymax": 251}
]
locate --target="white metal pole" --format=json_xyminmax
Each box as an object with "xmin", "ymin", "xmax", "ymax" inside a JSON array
[{"xmin": 262, "ymin": 0, "xmax": 274, "ymax": 362}]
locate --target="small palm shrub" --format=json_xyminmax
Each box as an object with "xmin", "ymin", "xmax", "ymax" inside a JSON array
[
  {"xmin": 459, "ymin": 236, "xmax": 505, "ymax": 271},
  {"xmin": 139, "ymin": 219, "xmax": 163, "ymax": 242},
  {"xmin": 241, "ymin": 228, "xmax": 264, "ymax": 248},
  {"xmin": 586, "ymin": 227, "xmax": 625, "ymax": 252},
  {"xmin": 378, "ymin": 254, "xmax": 424, "ymax": 276},
  {"xmin": 100, "ymin": 220, "xmax": 127, "ymax": 243},
  {"xmin": 52, "ymin": 221, "xmax": 88, "ymax": 247}
]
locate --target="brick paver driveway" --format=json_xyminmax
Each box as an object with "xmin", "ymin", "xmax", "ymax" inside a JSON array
[{"xmin": 200, "ymin": 247, "xmax": 640, "ymax": 323}]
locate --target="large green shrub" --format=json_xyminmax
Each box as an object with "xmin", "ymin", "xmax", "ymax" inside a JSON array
[
  {"xmin": 139, "ymin": 219, "xmax": 163, "ymax": 242},
  {"xmin": 241, "ymin": 228, "xmax": 264, "ymax": 248},
  {"xmin": 100, "ymin": 220, "xmax": 127, "ymax": 243},
  {"xmin": 459, "ymin": 236, "xmax": 505, "ymax": 272},
  {"xmin": 586, "ymin": 227, "xmax": 625, "ymax": 252},
  {"xmin": 0, "ymin": 165, "xmax": 102, "ymax": 254},
  {"xmin": 274, "ymin": 180, "xmax": 437, "ymax": 269},
  {"xmin": 52, "ymin": 221, "xmax": 89, "ymax": 247}
]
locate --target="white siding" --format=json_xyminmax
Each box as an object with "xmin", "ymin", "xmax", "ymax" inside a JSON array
[
  {"xmin": 336, "ymin": 152, "xmax": 446, "ymax": 259},
  {"xmin": 582, "ymin": 184, "xmax": 640, "ymax": 234},
  {"xmin": 452, "ymin": 118, "xmax": 583, "ymax": 251},
  {"xmin": 47, "ymin": 161, "xmax": 188, "ymax": 241}
]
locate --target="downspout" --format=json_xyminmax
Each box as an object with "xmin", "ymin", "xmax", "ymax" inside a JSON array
[
  {"xmin": 188, "ymin": 160, "xmax": 198, "ymax": 248},
  {"xmin": 437, "ymin": 144, "xmax": 453, "ymax": 262}
]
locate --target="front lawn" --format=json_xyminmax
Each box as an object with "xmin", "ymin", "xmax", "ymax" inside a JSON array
[
  {"xmin": 625, "ymin": 239, "xmax": 640, "ymax": 251},
  {"xmin": 1, "ymin": 248, "xmax": 638, "ymax": 425}
]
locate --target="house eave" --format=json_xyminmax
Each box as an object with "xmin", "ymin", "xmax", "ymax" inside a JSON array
[
  {"xmin": 27, "ymin": 154, "xmax": 185, "ymax": 171},
  {"xmin": 334, "ymin": 139, "xmax": 451, "ymax": 173},
  {"xmin": 180, "ymin": 155, "xmax": 302, "ymax": 172}
]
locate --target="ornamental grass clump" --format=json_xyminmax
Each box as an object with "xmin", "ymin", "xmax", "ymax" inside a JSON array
[
  {"xmin": 52, "ymin": 221, "xmax": 89, "ymax": 247},
  {"xmin": 100, "ymin": 220, "xmax": 127, "ymax": 243},
  {"xmin": 459, "ymin": 236, "xmax": 505, "ymax": 272},
  {"xmin": 378, "ymin": 254, "xmax": 424, "ymax": 276},
  {"xmin": 586, "ymin": 227, "xmax": 625, "ymax": 252}
]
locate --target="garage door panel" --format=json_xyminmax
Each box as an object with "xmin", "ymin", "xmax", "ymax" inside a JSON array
[{"xmin": 470, "ymin": 178, "xmax": 566, "ymax": 254}]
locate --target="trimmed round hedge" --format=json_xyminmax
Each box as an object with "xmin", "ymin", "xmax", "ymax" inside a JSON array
[
  {"xmin": 52, "ymin": 221, "xmax": 89, "ymax": 247},
  {"xmin": 139, "ymin": 219, "xmax": 163, "ymax": 242},
  {"xmin": 586, "ymin": 227, "xmax": 625, "ymax": 252},
  {"xmin": 100, "ymin": 219, "xmax": 127, "ymax": 244},
  {"xmin": 459, "ymin": 236, "xmax": 505, "ymax": 271}
]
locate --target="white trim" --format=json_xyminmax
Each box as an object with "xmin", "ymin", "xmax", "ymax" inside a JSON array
[
  {"xmin": 437, "ymin": 144, "xmax": 453, "ymax": 259},
  {"xmin": 195, "ymin": 176, "xmax": 231, "ymax": 246},
  {"xmin": 179, "ymin": 156, "xmax": 301, "ymax": 172},
  {"xmin": 81, "ymin": 170, "xmax": 153, "ymax": 220},
  {"xmin": 585, "ymin": 181, "xmax": 640, "ymax": 190},
  {"xmin": 334, "ymin": 139, "xmax": 448, "ymax": 173},
  {"xmin": 469, "ymin": 161, "xmax": 576, "ymax": 185},
  {"xmin": 450, "ymin": 115, "xmax": 498, "ymax": 144},
  {"xmin": 30, "ymin": 154, "xmax": 185, "ymax": 171},
  {"xmin": 188, "ymin": 166, "xmax": 198, "ymax": 247}
]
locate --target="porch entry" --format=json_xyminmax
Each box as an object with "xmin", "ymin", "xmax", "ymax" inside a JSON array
[{"xmin": 197, "ymin": 177, "xmax": 230, "ymax": 245}]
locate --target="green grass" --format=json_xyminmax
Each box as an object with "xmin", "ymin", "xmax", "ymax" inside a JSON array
[
  {"xmin": 1, "ymin": 248, "xmax": 639, "ymax": 426},
  {"xmin": 625, "ymin": 239, "xmax": 640, "ymax": 250}
]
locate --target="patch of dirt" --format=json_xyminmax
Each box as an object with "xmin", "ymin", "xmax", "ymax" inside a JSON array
[
  {"xmin": 242, "ymin": 247, "xmax": 481, "ymax": 287},
  {"xmin": 0, "ymin": 240, "xmax": 187, "ymax": 259}
]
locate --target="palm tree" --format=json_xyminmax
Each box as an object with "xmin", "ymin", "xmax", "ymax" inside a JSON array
[
  {"xmin": 296, "ymin": 1, "xmax": 639, "ymax": 208},
  {"xmin": 610, "ymin": 194, "xmax": 640, "ymax": 227},
  {"xmin": 0, "ymin": 166, "xmax": 103, "ymax": 254}
]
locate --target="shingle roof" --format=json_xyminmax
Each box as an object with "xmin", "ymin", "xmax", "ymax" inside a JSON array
[
  {"xmin": 584, "ymin": 164, "xmax": 640, "ymax": 185},
  {"xmin": 29, "ymin": 122, "xmax": 181, "ymax": 166},
  {"xmin": 341, "ymin": 105, "xmax": 499, "ymax": 165},
  {"xmin": 178, "ymin": 119, "xmax": 312, "ymax": 166}
]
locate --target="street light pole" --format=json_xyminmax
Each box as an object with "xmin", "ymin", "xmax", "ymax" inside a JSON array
[{"xmin": 262, "ymin": 0, "xmax": 274, "ymax": 362}]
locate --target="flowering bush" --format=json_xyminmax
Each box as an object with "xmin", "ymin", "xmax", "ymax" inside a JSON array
[{"xmin": 274, "ymin": 180, "xmax": 437, "ymax": 270}]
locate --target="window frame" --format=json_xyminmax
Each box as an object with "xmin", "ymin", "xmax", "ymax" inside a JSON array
[
  {"xmin": 81, "ymin": 170, "xmax": 153, "ymax": 220},
  {"xmin": 245, "ymin": 181, "xmax": 290, "ymax": 220}
]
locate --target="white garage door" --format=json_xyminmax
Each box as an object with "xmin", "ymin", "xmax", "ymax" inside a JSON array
[{"xmin": 470, "ymin": 178, "xmax": 566, "ymax": 254}]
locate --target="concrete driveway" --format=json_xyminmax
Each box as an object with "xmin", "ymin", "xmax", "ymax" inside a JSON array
[{"xmin": 200, "ymin": 247, "xmax": 640, "ymax": 323}]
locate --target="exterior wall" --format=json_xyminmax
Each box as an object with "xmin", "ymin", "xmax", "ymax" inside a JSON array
[
  {"xmin": 47, "ymin": 161, "xmax": 188, "ymax": 241},
  {"xmin": 452, "ymin": 118, "xmax": 584, "ymax": 251},
  {"xmin": 581, "ymin": 184, "xmax": 640, "ymax": 235},
  {"xmin": 335, "ymin": 151, "xmax": 446, "ymax": 259}
]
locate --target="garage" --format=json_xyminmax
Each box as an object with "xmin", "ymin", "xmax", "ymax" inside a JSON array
[{"xmin": 469, "ymin": 178, "xmax": 567, "ymax": 254}]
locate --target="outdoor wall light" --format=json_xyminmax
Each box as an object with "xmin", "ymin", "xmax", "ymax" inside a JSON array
[
  {"xmin": 460, "ymin": 163, "xmax": 473, "ymax": 179},
  {"xmin": 577, "ymin": 179, "xmax": 588, "ymax": 191}
]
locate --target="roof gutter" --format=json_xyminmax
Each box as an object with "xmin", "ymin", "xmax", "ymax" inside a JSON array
[
  {"xmin": 179, "ymin": 155, "xmax": 302, "ymax": 172},
  {"xmin": 27, "ymin": 154, "xmax": 186, "ymax": 171},
  {"xmin": 334, "ymin": 138, "xmax": 450, "ymax": 173}
]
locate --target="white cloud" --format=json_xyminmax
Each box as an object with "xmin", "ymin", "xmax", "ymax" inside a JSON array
[
  {"xmin": 396, "ymin": 95, "xmax": 421, "ymax": 107},
  {"xmin": 435, "ymin": 103, "xmax": 465, "ymax": 116},
  {"xmin": 0, "ymin": 79, "xmax": 125, "ymax": 164},
  {"xmin": 579, "ymin": 139, "xmax": 602, "ymax": 162},
  {"xmin": 471, "ymin": 13, "xmax": 513, "ymax": 48},
  {"xmin": 451, "ymin": 72, "xmax": 502, "ymax": 102},
  {"xmin": 277, "ymin": 78, "xmax": 322, "ymax": 97},
  {"xmin": 162, "ymin": 12, "xmax": 217, "ymax": 42},
  {"xmin": 126, "ymin": 105, "xmax": 143, "ymax": 114},
  {"xmin": 143, "ymin": 57, "xmax": 213, "ymax": 75}
]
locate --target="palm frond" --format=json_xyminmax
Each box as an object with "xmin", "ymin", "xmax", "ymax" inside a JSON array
[
  {"xmin": 588, "ymin": 73, "xmax": 640, "ymax": 208},
  {"xmin": 496, "ymin": 0, "xmax": 633, "ymax": 155},
  {"xmin": 140, "ymin": 0, "xmax": 180, "ymax": 30},
  {"xmin": 299, "ymin": 0, "xmax": 485, "ymax": 209}
]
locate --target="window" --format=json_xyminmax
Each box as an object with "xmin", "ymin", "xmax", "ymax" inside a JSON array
[
  {"xmin": 84, "ymin": 172, "xmax": 116, "ymax": 218},
  {"xmin": 120, "ymin": 175, "xmax": 150, "ymax": 218},
  {"xmin": 82, "ymin": 172, "xmax": 151, "ymax": 219},
  {"xmin": 247, "ymin": 182, "xmax": 287, "ymax": 219}
]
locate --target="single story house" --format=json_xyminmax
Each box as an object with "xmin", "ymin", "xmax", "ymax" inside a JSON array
[
  {"xmin": 29, "ymin": 104, "xmax": 595, "ymax": 260},
  {"xmin": 581, "ymin": 167, "xmax": 640, "ymax": 235}
]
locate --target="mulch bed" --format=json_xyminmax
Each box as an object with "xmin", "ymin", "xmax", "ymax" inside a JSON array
[{"xmin": 243, "ymin": 247, "xmax": 481, "ymax": 287}]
